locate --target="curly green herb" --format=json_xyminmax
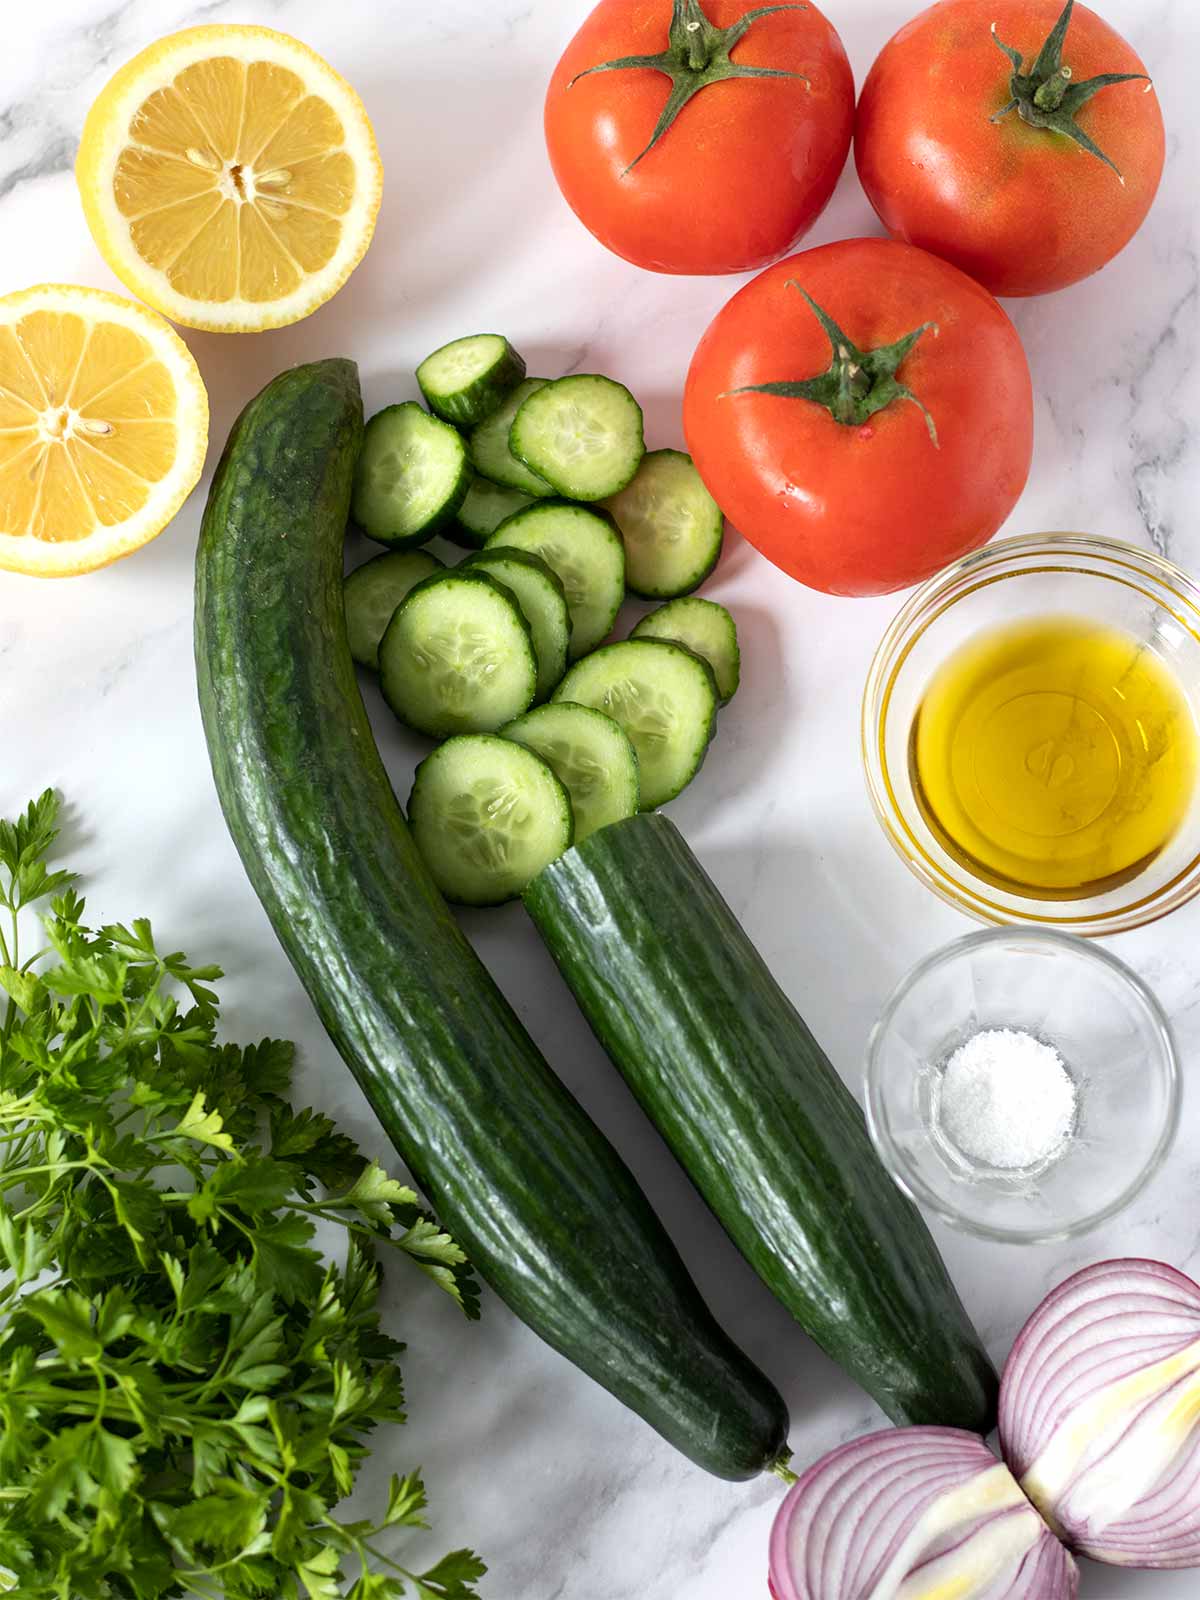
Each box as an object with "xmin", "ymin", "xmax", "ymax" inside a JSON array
[{"xmin": 0, "ymin": 791, "xmax": 484, "ymax": 1600}]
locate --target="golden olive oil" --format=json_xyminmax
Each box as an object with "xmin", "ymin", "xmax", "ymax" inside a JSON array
[{"xmin": 911, "ymin": 616, "xmax": 1198, "ymax": 898}]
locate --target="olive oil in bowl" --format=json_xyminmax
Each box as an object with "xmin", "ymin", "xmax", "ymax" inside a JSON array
[{"xmin": 911, "ymin": 617, "xmax": 1199, "ymax": 899}]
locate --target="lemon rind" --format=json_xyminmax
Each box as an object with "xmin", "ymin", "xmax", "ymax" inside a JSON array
[
  {"xmin": 76, "ymin": 25, "xmax": 383, "ymax": 334},
  {"xmin": 0, "ymin": 284, "xmax": 209, "ymax": 577}
]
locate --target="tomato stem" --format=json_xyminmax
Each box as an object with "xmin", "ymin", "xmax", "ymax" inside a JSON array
[
  {"xmin": 723, "ymin": 283, "xmax": 939, "ymax": 446},
  {"xmin": 568, "ymin": 1, "xmax": 810, "ymax": 175},
  {"xmin": 990, "ymin": 0, "xmax": 1148, "ymax": 181},
  {"xmin": 1033, "ymin": 66, "xmax": 1072, "ymax": 112}
]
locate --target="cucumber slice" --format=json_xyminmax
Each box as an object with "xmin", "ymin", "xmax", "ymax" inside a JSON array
[
  {"xmin": 416, "ymin": 334, "xmax": 527, "ymax": 428},
  {"xmin": 343, "ymin": 549, "xmax": 445, "ymax": 670},
  {"xmin": 353, "ymin": 402, "xmax": 470, "ymax": 548},
  {"xmin": 510, "ymin": 374, "xmax": 645, "ymax": 502},
  {"xmin": 449, "ymin": 473, "xmax": 535, "ymax": 550},
  {"xmin": 409, "ymin": 734, "xmax": 574, "ymax": 906},
  {"xmin": 379, "ymin": 571, "xmax": 537, "ymax": 738},
  {"xmin": 631, "ymin": 596, "xmax": 741, "ymax": 704},
  {"xmin": 605, "ymin": 450, "xmax": 724, "ymax": 598},
  {"xmin": 553, "ymin": 639, "xmax": 717, "ymax": 810},
  {"xmin": 468, "ymin": 379, "xmax": 555, "ymax": 497},
  {"xmin": 464, "ymin": 547, "xmax": 570, "ymax": 703},
  {"xmin": 486, "ymin": 502, "xmax": 625, "ymax": 660},
  {"xmin": 503, "ymin": 702, "xmax": 640, "ymax": 842}
]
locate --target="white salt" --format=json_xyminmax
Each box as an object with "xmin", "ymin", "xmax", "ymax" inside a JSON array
[{"xmin": 935, "ymin": 1027, "xmax": 1076, "ymax": 1171}]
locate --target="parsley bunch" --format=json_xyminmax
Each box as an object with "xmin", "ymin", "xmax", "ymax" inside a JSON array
[{"xmin": 0, "ymin": 793, "xmax": 485, "ymax": 1600}]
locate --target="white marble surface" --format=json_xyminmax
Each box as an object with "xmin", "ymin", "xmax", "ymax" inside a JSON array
[{"xmin": 2, "ymin": 0, "xmax": 1199, "ymax": 1594}]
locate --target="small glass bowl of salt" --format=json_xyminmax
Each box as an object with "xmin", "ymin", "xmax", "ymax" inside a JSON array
[{"xmin": 864, "ymin": 927, "xmax": 1180, "ymax": 1244}]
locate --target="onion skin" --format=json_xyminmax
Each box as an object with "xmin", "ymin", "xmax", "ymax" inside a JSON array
[
  {"xmin": 1000, "ymin": 1258, "xmax": 1200, "ymax": 1569},
  {"xmin": 768, "ymin": 1426, "xmax": 1078, "ymax": 1599}
]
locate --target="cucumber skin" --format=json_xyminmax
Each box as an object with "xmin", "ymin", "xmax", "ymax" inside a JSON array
[
  {"xmin": 631, "ymin": 599, "xmax": 741, "ymax": 704},
  {"xmin": 462, "ymin": 548, "xmax": 571, "ymax": 703},
  {"xmin": 409, "ymin": 734, "xmax": 574, "ymax": 907},
  {"xmin": 524, "ymin": 814, "xmax": 1000, "ymax": 1435},
  {"xmin": 354, "ymin": 404, "xmax": 471, "ymax": 550},
  {"xmin": 417, "ymin": 336, "xmax": 526, "ymax": 428},
  {"xmin": 613, "ymin": 451, "xmax": 724, "ymax": 601},
  {"xmin": 194, "ymin": 359, "xmax": 791, "ymax": 1482},
  {"xmin": 378, "ymin": 568, "xmax": 539, "ymax": 739},
  {"xmin": 512, "ymin": 375, "xmax": 645, "ymax": 502},
  {"xmin": 448, "ymin": 476, "xmax": 534, "ymax": 549}
]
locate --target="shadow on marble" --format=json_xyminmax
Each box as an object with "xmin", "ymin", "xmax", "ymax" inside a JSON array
[{"xmin": 711, "ymin": 524, "xmax": 760, "ymax": 583}]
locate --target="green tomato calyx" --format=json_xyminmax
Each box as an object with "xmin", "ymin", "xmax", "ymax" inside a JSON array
[
  {"xmin": 569, "ymin": 0, "xmax": 809, "ymax": 176},
  {"xmin": 725, "ymin": 282, "xmax": 940, "ymax": 446},
  {"xmin": 990, "ymin": 0, "xmax": 1149, "ymax": 182}
]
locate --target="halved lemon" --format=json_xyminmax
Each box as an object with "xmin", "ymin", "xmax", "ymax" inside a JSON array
[
  {"xmin": 0, "ymin": 284, "xmax": 208, "ymax": 577},
  {"xmin": 76, "ymin": 25, "xmax": 383, "ymax": 333}
]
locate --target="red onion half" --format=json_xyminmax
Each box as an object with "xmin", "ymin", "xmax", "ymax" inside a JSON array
[
  {"xmin": 768, "ymin": 1427, "xmax": 1078, "ymax": 1599},
  {"xmin": 1000, "ymin": 1258, "xmax": 1200, "ymax": 1568}
]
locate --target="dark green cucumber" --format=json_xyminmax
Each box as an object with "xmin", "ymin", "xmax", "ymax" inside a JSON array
[
  {"xmin": 449, "ymin": 473, "xmax": 535, "ymax": 549},
  {"xmin": 344, "ymin": 548, "xmax": 444, "ymax": 670},
  {"xmin": 631, "ymin": 596, "xmax": 740, "ymax": 704},
  {"xmin": 194, "ymin": 359, "xmax": 791, "ymax": 1482},
  {"xmin": 417, "ymin": 334, "xmax": 526, "ymax": 428},
  {"xmin": 352, "ymin": 402, "xmax": 469, "ymax": 548},
  {"xmin": 511, "ymin": 375, "xmax": 645, "ymax": 501},
  {"xmin": 524, "ymin": 814, "xmax": 999, "ymax": 1434}
]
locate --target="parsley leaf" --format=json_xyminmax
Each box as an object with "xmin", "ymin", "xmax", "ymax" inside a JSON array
[{"xmin": 0, "ymin": 793, "xmax": 485, "ymax": 1599}]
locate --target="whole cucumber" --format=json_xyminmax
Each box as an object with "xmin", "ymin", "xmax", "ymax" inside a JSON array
[
  {"xmin": 194, "ymin": 359, "xmax": 791, "ymax": 1481},
  {"xmin": 525, "ymin": 813, "xmax": 999, "ymax": 1434}
]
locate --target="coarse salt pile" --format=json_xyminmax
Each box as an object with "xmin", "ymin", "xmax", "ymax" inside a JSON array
[{"xmin": 935, "ymin": 1027, "xmax": 1077, "ymax": 1172}]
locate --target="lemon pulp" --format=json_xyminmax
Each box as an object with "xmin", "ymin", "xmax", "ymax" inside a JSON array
[
  {"xmin": 76, "ymin": 26, "xmax": 382, "ymax": 332},
  {"xmin": 911, "ymin": 616, "xmax": 1199, "ymax": 898},
  {"xmin": 114, "ymin": 56, "xmax": 352, "ymax": 305},
  {"xmin": 0, "ymin": 284, "xmax": 207, "ymax": 576}
]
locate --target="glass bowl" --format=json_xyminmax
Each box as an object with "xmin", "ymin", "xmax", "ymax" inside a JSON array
[
  {"xmin": 863, "ymin": 534, "xmax": 1200, "ymax": 935},
  {"xmin": 864, "ymin": 927, "xmax": 1180, "ymax": 1244}
]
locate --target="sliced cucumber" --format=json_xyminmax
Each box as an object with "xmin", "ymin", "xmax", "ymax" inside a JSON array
[
  {"xmin": 553, "ymin": 639, "xmax": 717, "ymax": 810},
  {"xmin": 449, "ymin": 473, "xmax": 535, "ymax": 550},
  {"xmin": 631, "ymin": 597, "xmax": 740, "ymax": 704},
  {"xmin": 417, "ymin": 334, "xmax": 527, "ymax": 429},
  {"xmin": 343, "ymin": 549, "xmax": 445, "ymax": 670},
  {"xmin": 353, "ymin": 402, "xmax": 470, "ymax": 548},
  {"xmin": 468, "ymin": 379, "xmax": 555, "ymax": 498},
  {"xmin": 409, "ymin": 735, "xmax": 574, "ymax": 906},
  {"xmin": 511, "ymin": 374, "xmax": 645, "ymax": 502},
  {"xmin": 380, "ymin": 571, "xmax": 537, "ymax": 738},
  {"xmin": 463, "ymin": 547, "xmax": 570, "ymax": 704},
  {"xmin": 486, "ymin": 502, "xmax": 625, "ymax": 659},
  {"xmin": 503, "ymin": 702, "xmax": 640, "ymax": 842},
  {"xmin": 606, "ymin": 450, "xmax": 724, "ymax": 598}
]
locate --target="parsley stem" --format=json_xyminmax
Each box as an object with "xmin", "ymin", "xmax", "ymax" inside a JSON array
[
  {"xmin": 26, "ymin": 1387, "xmax": 228, "ymax": 1435},
  {"xmin": 0, "ymin": 1273, "xmax": 63, "ymax": 1311},
  {"xmin": 0, "ymin": 1095, "xmax": 44, "ymax": 1124},
  {"xmin": 286, "ymin": 1200, "xmax": 411, "ymax": 1253},
  {"xmin": 0, "ymin": 904, "xmax": 17, "ymax": 1041},
  {"xmin": 321, "ymin": 1519, "xmax": 431, "ymax": 1587},
  {"xmin": 0, "ymin": 1158, "xmax": 101, "ymax": 1189},
  {"xmin": 0, "ymin": 792, "xmax": 483, "ymax": 1600},
  {"xmin": 1, "ymin": 903, "xmax": 18, "ymax": 971}
]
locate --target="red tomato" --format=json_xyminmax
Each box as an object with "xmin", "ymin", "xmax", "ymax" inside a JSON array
[
  {"xmin": 683, "ymin": 238, "xmax": 1034, "ymax": 596},
  {"xmin": 544, "ymin": 0, "xmax": 855, "ymax": 276},
  {"xmin": 855, "ymin": 0, "xmax": 1165, "ymax": 298}
]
